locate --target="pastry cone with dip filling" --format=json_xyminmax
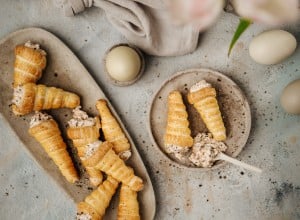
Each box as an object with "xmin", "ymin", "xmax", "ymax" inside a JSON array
[
  {"xmin": 187, "ymin": 80, "xmax": 226, "ymax": 141},
  {"xmin": 164, "ymin": 91, "xmax": 193, "ymax": 160},
  {"xmin": 82, "ymin": 141, "xmax": 143, "ymax": 191},
  {"xmin": 28, "ymin": 111, "xmax": 79, "ymax": 183},
  {"xmin": 14, "ymin": 41, "xmax": 47, "ymax": 87},
  {"xmin": 118, "ymin": 184, "xmax": 140, "ymax": 220},
  {"xmin": 95, "ymin": 99, "xmax": 131, "ymax": 160},
  {"xmin": 77, "ymin": 176, "xmax": 119, "ymax": 220},
  {"xmin": 67, "ymin": 106, "xmax": 103, "ymax": 186},
  {"xmin": 12, "ymin": 83, "xmax": 80, "ymax": 116}
]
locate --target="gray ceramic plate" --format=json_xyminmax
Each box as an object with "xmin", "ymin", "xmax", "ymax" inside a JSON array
[
  {"xmin": 149, "ymin": 68, "xmax": 251, "ymax": 170},
  {"xmin": 0, "ymin": 28, "xmax": 155, "ymax": 220}
]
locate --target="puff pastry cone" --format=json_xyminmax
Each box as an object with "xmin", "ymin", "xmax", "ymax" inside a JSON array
[
  {"xmin": 28, "ymin": 111, "xmax": 79, "ymax": 183},
  {"xmin": 77, "ymin": 176, "xmax": 119, "ymax": 220},
  {"xmin": 164, "ymin": 91, "xmax": 193, "ymax": 152},
  {"xmin": 96, "ymin": 99, "xmax": 131, "ymax": 160},
  {"xmin": 118, "ymin": 184, "xmax": 140, "ymax": 220},
  {"xmin": 67, "ymin": 107, "xmax": 103, "ymax": 186},
  {"xmin": 13, "ymin": 41, "xmax": 47, "ymax": 87},
  {"xmin": 187, "ymin": 80, "xmax": 226, "ymax": 141},
  {"xmin": 12, "ymin": 82, "xmax": 80, "ymax": 116},
  {"xmin": 82, "ymin": 141, "xmax": 144, "ymax": 191}
]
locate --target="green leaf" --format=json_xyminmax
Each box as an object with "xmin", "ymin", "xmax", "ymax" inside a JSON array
[{"xmin": 228, "ymin": 18, "xmax": 252, "ymax": 56}]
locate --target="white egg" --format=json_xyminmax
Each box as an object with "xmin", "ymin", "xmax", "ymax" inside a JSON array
[
  {"xmin": 105, "ymin": 46, "xmax": 141, "ymax": 82},
  {"xmin": 281, "ymin": 79, "xmax": 300, "ymax": 115},
  {"xmin": 249, "ymin": 30, "xmax": 297, "ymax": 65}
]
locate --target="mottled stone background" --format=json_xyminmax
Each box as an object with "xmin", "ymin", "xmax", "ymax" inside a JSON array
[{"xmin": 0, "ymin": 1, "xmax": 299, "ymax": 219}]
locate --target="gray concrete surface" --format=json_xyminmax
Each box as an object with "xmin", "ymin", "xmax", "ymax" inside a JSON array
[{"xmin": 0, "ymin": 1, "xmax": 299, "ymax": 220}]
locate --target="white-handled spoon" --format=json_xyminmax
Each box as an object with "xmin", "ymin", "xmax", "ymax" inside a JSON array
[{"xmin": 216, "ymin": 152, "xmax": 262, "ymax": 173}]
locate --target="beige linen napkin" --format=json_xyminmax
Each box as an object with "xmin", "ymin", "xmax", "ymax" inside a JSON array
[{"xmin": 55, "ymin": 0, "xmax": 199, "ymax": 56}]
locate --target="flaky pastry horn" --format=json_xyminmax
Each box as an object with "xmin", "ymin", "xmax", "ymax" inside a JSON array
[
  {"xmin": 13, "ymin": 42, "xmax": 47, "ymax": 87},
  {"xmin": 96, "ymin": 99, "xmax": 131, "ymax": 160},
  {"xmin": 187, "ymin": 80, "xmax": 226, "ymax": 141},
  {"xmin": 117, "ymin": 184, "xmax": 140, "ymax": 220},
  {"xmin": 67, "ymin": 107, "xmax": 103, "ymax": 186},
  {"xmin": 164, "ymin": 91, "xmax": 193, "ymax": 148},
  {"xmin": 12, "ymin": 83, "xmax": 80, "ymax": 116},
  {"xmin": 83, "ymin": 141, "xmax": 143, "ymax": 191},
  {"xmin": 77, "ymin": 176, "xmax": 119, "ymax": 220},
  {"xmin": 28, "ymin": 112, "xmax": 78, "ymax": 183}
]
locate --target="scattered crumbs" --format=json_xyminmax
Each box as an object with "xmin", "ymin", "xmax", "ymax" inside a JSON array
[
  {"xmin": 217, "ymin": 78, "xmax": 221, "ymax": 82},
  {"xmin": 175, "ymin": 208, "xmax": 180, "ymax": 211},
  {"xmin": 156, "ymin": 171, "xmax": 159, "ymax": 174},
  {"xmin": 54, "ymin": 73, "xmax": 58, "ymax": 77},
  {"xmin": 240, "ymin": 171, "xmax": 244, "ymax": 175},
  {"xmin": 206, "ymin": 199, "xmax": 209, "ymax": 202},
  {"xmin": 87, "ymin": 187, "xmax": 93, "ymax": 191},
  {"xmin": 36, "ymin": 196, "xmax": 39, "ymax": 199},
  {"xmin": 64, "ymin": 114, "xmax": 68, "ymax": 117},
  {"xmin": 223, "ymin": 176, "xmax": 226, "ymax": 179},
  {"xmin": 5, "ymin": 192, "xmax": 9, "ymax": 196},
  {"xmin": 219, "ymin": 176, "xmax": 222, "ymax": 179},
  {"xmin": 274, "ymin": 182, "xmax": 294, "ymax": 205},
  {"xmin": 199, "ymin": 184, "xmax": 203, "ymax": 187},
  {"xmin": 158, "ymin": 96, "xmax": 162, "ymax": 99}
]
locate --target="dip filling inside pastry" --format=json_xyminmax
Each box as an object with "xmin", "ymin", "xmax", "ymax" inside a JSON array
[
  {"xmin": 189, "ymin": 133, "xmax": 227, "ymax": 167},
  {"xmin": 29, "ymin": 111, "xmax": 53, "ymax": 127},
  {"xmin": 68, "ymin": 106, "xmax": 96, "ymax": 128},
  {"xmin": 189, "ymin": 79, "xmax": 211, "ymax": 92},
  {"xmin": 12, "ymin": 85, "xmax": 24, "ymax": 106},
  {"xmin": 83, "ymin": 140, "xmax": 103, "ymax": 159},
  {"xmin": 24, "ymin": 41, "xmax": 47, "ymax": 56},
  {"xmin": 76, "ymin": 213, "xmax": 92, "ymax": 220}
]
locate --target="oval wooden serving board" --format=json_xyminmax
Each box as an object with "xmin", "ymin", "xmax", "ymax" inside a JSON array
[{"xmin": 0, "ymin": 28, "xmax": 155, "ymax": 220}]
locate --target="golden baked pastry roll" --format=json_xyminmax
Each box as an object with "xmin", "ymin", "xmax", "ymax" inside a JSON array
[
  {"xmin": 76, "ymin": 176, "xmax": 119, "ymax": 220},
  {"xmin": 95, "ymin": 99, "xmax": 131, "ymax": 160},
  {"xmin": 13, "ymin": 41, "xmax": 47, "ymax": 87},
  {"xmin": 187, "ymin": 80, "xmax": 226, "ymax": 141},
  {"xmin": 28, "ymin": 111, "xmax": 78, "ymax": 183},
  {"xmin": 83, "ymin": 141, "xmax": 143, "ymax": 191},
  {"xmin": 164, "ymin": 91, "xmax": 193, "ymax": 156},
  {"xmin": 12, "ymin": 83, "xmax": 80, "ymax": 116},
  {"xmin": 118, "ymin": 184, "xmax": 140, "ymax": 220},
  {"xmin": 67, "ymin": 107, "xmax": 103, "ymax": 186}
]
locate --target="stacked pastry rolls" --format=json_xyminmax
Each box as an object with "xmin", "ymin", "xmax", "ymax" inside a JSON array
[
  {"xmin": 67, "ymin": 107, "xmax": 103, "ymax": 186},
  {"xmin": 12, "ymin": 42, "xmax": 80, "ymax": 116},
  {"xmin": 10, "ymin": 42, "xmax": 143, "ymax": 219}
]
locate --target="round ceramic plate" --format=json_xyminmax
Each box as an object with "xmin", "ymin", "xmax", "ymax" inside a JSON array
[{"xmin": 148, "ymin": 68, "xmax": 251, "ymax": 170}]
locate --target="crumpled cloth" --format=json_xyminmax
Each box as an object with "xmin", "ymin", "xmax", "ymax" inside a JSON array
[{"xmin": 55, "ymin": 0, "xmax": 199, "ymax": 56}]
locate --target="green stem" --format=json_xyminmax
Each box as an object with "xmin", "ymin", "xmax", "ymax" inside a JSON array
[{"xmin": 228, "ymin": 18, "xmax": 252, "ymax": 57}]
